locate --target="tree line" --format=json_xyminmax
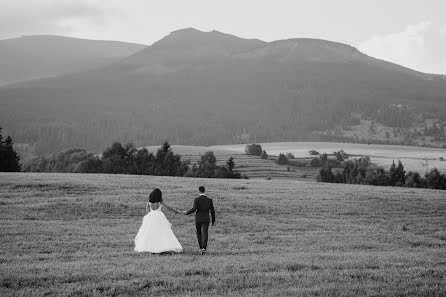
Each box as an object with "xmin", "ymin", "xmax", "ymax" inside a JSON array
[
  {"xmin": 24, "ymin": 141, "xmax": 243, "ymax": 179},
  {"xmin": 7, "ymin": 97, "xmax": 446, "ymax": 157},
  {"xmin": 317, "ymin": 158, "xmax": 446, "ymax": 190}
]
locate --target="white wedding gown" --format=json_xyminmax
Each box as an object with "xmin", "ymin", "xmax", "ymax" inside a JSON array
[{"xmin": 134, "ymin": 205, "xmax": 183, "ymax": 253}]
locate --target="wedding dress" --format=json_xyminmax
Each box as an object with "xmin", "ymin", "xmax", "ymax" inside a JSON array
[{"xmin": 134, "ymin": 205, "xmax": 183, "ymax": 253}]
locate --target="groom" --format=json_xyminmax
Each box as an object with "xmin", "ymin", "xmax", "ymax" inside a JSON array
[{"xmin": 184, "ymin": 186, "xmax": 215, "ymax": 255}]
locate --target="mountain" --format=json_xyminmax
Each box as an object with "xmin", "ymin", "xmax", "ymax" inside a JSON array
[
  {"xmin": 1, "ymin": 28, "xmax": 446, "ymax": 155},
  {"xmin": 0, "ymin": 35, "xmax": 146, "ymax": 86}
]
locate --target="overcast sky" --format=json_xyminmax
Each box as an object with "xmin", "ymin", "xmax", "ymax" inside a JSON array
[{"xmin": 1, "ymin": 0, "xmax": 446, "ymax": 74}]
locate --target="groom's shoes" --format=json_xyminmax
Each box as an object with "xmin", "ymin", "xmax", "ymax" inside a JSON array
[{"xmin": 199, "ymin": 248, "xmax": 206, "ymax": 255}]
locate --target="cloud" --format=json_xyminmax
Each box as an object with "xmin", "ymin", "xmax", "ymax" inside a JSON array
[
  {"xmin": 0, "ymin": 0, "xmax": 104, "ymax": 39},
  {"xmin": 359, "ymin": 21, "xmax": 446, "ymax": 74},
  {"xmin": 0, "ymin": 0, "xmax": 153, "ymax": 43}
]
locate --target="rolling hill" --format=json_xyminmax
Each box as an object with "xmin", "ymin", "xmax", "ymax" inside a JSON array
[
  {"xmin": 0, "ymin": 35, "xmax": 146, "ymax": 86},
  {"xmin": 1, "ymin": 28, "xmax": 446, "ymax": 155}
]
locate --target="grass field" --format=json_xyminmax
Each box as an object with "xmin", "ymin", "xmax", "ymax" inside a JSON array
[
  {"xmin": 211, "ymin": 142, "xmax": 446, "ymax": 173},
  {"xmin": 1, "ymin": 172, "xmax": 445, "ymax": 296}
]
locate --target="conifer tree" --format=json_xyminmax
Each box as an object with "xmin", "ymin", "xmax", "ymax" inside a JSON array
[{"xmin": 0, "ymin": 128, "xmax": 21, "ymax": 172}]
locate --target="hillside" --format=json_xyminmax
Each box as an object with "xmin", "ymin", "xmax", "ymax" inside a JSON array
[
  {"xmin": 0, "ymin": 35, "xmax": 146, "ymax": 86},
  {"xmin": 1, "ymin": 28, "xmax": 446, "ymax": 154},
  {"xmin": 1, "ymin": 173, "xmax": 445, "ymax": 296}
]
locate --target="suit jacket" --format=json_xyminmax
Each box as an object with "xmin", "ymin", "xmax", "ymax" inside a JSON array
[{"xmin": 186, "ymin": 195, "xmax": 215, "ymax": 223}]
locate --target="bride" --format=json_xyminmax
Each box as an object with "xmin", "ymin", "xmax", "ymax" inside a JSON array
[{"xmin": 134, "ymin": 188, "xmax": 183, "ymax": 253}]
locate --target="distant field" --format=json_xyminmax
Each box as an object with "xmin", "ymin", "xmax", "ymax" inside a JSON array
[
  {"xmin": 211, "ymin": 142, "xmax": 446, "ymax": 173},
  {"xmin": 1, "ymin": 173, "xmax": 445, "ymax": 296},
  {"xmin": 144, "ymin": 145, "xmax": 317, "ymax": 180}
]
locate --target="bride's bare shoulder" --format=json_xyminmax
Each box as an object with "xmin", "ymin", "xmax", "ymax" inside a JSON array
[{"xmin": 149, "ymin": 202, "xmax": 160, "ymax": 210}]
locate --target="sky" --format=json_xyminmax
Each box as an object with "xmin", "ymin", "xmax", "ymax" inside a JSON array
[{"xmin": 1, "ymin": 0, "xmax": 446, "ymax": 74}]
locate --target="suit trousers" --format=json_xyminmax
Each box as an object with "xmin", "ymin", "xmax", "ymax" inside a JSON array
[{"xmin": 195, "ymin": 222, "xmax": 210, "ymax": 250}]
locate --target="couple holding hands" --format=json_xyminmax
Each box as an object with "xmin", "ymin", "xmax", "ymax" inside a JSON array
[{"xmin": 134, "ymin": 186, "xmax": 216, "ymax": 255}]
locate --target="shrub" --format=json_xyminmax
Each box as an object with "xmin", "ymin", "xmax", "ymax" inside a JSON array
[
  {"xmin": 193, "ymin": 153, "xmax": 242, "ymax": 179},
  {"xmin": 193, "ymin": 151, "xmax": 218, "ymax": 178},
  {"xmin": 309, "ymin": 149, "xmax": 319, "ymax": 156},
  {"xmin": 333, "ymin": 172, "xmax": 344, "ymax": 183},
  {"xmin": 245, "ymin": 144, "xmax": 262, "ymax": 156},
  {"xmin": 405, "ymin": 171, "xmax": 423, "ymax": 188},
  {"xmin": 364, "ymin": 167, "xmax": 390, "ymax": 186},
  {"xmin": 317, "ymin": 166, "xmax": 334, "ymax": 183},
  {"xmin": 277, "ymin": 153, "xmax": 289, "ymax": 165},
  {"xmin": 424, "ymin": 168, "xmax": 446, "ymax": 190},
  {"xmin": 333, "ymin": 150, "xmax": 348, "ymax": 162},
  {"xmin": 260, "ymin": 150, "xmax": 268, "ymax": 159},
  {"xmin": 77, "ymin": 157, "xmax": 103, "ymax": 173},
  {"xmin": 319, "ymin": 153, "xmax": 328, "ymax": 166}
]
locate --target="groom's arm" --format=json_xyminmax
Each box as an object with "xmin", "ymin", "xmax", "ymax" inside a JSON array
[
  {"xmin": 185, "ymin": 198, "xmax": 197, "ymax": 215},
  {"xmin": 210, "ymin": 199, "xmax": 215, "ymax": 225}
]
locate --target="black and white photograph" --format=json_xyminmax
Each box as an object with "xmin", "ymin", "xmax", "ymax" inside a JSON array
[{"xmin": 1, "ymin": 0, "xmax": 445, "ymax": 296}]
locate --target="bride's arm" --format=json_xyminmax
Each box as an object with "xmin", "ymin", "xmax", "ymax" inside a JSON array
[{"xmin": 161, "ymin": 201, "xmax": 181, "ymax": 214}]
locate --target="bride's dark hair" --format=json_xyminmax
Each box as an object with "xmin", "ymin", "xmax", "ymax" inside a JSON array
[{"xmin": 149, "ymin": 188, "xmax": 163, "ymax": 203}]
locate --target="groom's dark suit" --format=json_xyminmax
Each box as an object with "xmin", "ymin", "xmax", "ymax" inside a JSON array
[{"xmin": 186, "ymin": 194, "xmax": 215, "ymax": 250}]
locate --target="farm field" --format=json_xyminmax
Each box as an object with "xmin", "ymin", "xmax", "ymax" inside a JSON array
[
  {"xmin": 145, "ymin": 145, "xmax": 317, "ymax": 180},
  {"xmin": 211, "ymin": 142, "xmax": 446, "ymax": 173},
  {"xmin": 1, "ymin": 173, "xmax": 445, "ymax": 296}
]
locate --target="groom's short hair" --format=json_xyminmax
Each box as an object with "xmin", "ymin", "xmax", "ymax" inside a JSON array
[{"xmin": 199, "ymin": 186, "xmax": 205, "ymax": 193}]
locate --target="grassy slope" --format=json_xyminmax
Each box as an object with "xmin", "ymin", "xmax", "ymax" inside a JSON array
[{"xmin": 1, "ymin": 173, "xmax": 445, "ymax": 297}]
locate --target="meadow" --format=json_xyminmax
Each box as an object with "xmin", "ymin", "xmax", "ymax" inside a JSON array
[
  {"xmin": 1, "ymin": 172, "xmax": 445, "ymax": 296},
  {"xmin": 211, "ymin": 142, "xmax": 446, "ymax": 173}
]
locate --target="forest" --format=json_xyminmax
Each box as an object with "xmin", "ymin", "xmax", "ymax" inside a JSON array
[
  {"xmin": 23, "ymin": 141, "xmax": 242, "ymax": 179},
  {"xmin": 4, "ymin": 100, "xmax": 446, "ymax": 157}
]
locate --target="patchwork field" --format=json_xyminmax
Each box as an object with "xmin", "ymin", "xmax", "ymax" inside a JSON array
[
  {"xmin": 211, "ymin": 142, "xmax": 446, "ymax": 173},
  {"xmin": 1, "ymin": 173, "xmax": 445, "ymax": 296},
  {"xmin": 145, "ymin": 145, "xmax": 317, "ymax": 180}
]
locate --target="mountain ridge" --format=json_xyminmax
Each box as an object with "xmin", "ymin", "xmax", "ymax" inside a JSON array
[
  {"xmin": 0, "ymin": 35, "xmax": 146, "ymax": 86},
  {"xmin": 1, "ymin": 28, "xmax": 445, "ymax": 154}
]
